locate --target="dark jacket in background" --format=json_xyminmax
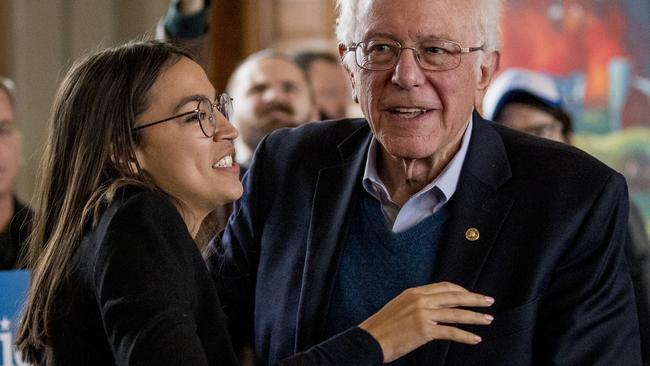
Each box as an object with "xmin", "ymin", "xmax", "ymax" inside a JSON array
[{"xmin": 0, "ymin": 197, "xmax": 32, "ymax": 269}]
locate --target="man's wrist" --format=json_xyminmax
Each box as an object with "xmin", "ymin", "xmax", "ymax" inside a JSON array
[{"xmin": 164, "ymin": 0, "xmax": 211, "ymax": 38}]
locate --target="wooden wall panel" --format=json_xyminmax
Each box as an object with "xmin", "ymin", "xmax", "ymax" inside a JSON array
[
  {"xmin": 0, "ymin": 0, "xmax": 11, "ymax": 76},
  {"xmin": 207, "ymin": 0, "xmax": 340, "ymax": 91},
  {"xmin": 208, "ymin": 0, "xmax": 247, "ymax": 92},
  {"xmin": 275, "ymin": 0, "xmax": 335, "ymax": 40}
]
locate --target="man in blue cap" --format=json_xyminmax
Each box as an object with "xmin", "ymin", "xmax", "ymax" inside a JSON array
[{"xmin": 483, "ymin": 68, "xmax": 572, "ymax": 143}]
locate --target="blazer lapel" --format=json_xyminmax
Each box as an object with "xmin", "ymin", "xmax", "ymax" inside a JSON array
[
  {"xmin": 416, "ymin": 114, "xmax": 515, "ymax": 364},
  {"xmin": 434, "ymin": 116, "xmax": 514, "ymax": 288},
  {"xmin": 294, "ymin": 122, "xmax": 372, "ymax": 351}
]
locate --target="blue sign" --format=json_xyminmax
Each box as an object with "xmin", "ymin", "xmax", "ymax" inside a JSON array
[{"xmin": 0, "ymin": 270, "xmax": 29, "ymax": 366}]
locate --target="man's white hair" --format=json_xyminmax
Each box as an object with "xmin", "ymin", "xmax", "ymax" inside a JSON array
[
  {"xmin": 335, "ymin": 0, "xmax": 503, "ymax": 67},
  {"xmin": 0, "ymin": 75, "xmax": 16, "ymax": 107}
]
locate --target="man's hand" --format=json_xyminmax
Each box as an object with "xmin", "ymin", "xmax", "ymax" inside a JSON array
[
  {"xmin": 178, "ymin": 0, "xmax": 204, "ymax": 16},
  {"xmin": 359, "ymin": 282, "xmax": 495, "ymax": 363}
]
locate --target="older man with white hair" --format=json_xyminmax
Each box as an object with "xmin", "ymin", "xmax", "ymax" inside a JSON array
[{"xmin": 210, "ymin": 1, "xmax": 642, "ymax": 365}]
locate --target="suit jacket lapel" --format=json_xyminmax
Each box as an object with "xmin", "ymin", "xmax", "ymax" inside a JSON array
[
  {"xmin": 294, "ymin": 122, "xmax": 372, "ymax": 351},
  {"xmin": 416, "ymin": 114, "xmax": 515, "ymax": 364},
  {"xmin": 435, "ymin": 115, "xmax": 514, "ymax": 287}
]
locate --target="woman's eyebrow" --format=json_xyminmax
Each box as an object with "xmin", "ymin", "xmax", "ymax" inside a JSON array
[{"xmin": 172, "ymin": 94, "xmax": 209, "ymax": 113}]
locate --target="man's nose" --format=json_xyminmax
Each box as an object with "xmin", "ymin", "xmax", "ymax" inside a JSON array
[
  {"xmin": 262, "ymin": 86, "xmax": 289, "ymax": 103},
  {"xmin": 391, "ymin": 48, "xmax": 426, "ymax": 89}
]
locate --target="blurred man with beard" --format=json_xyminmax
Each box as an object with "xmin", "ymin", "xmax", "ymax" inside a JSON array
[
  {"xmin": 158, "ymin": 1, "xmax": 317, "ymax": 170},
  {"xmin": 227, "ymin": 50, "xmax": 318, "ymax": 169}
]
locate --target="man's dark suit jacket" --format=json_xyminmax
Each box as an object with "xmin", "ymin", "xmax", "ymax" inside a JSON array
[{"xmin": 211, "ymin": 114, "xmax": 642, "ymax": 365}]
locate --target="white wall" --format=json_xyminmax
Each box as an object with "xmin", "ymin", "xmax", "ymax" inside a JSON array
[{"xmin": 9, "ymin": 0, "xmax": 168, "ymax": 201}]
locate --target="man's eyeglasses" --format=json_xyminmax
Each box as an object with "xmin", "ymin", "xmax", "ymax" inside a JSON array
[
  {"xmin": 0, "ymin": 121, "xmax": 17, "ymax": 137},
  {"xmin": 344, "ymin": 39, "xmax": 484, "ymax": 72},
  {"xmin": 132, "ymin": 93, "xmax": 233, "ymax": 138},
  {"xmin": 522, "ymin": 120, "xmax": 564, "ymax": 141}
]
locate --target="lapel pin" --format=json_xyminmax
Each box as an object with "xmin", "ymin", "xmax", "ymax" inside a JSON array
[{"xmin": 465, "ymin": 227, "xmax": 480, "ymax": 242}]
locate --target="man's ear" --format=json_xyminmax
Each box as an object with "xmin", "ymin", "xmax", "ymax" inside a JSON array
[
  {"xmin": 338, "ymin": 43, "xmax": 347, "ymax": 59},
  {"xmin": 338, "ymin": 43, "xmax": 359, "ymax": 103},
  {"xmin": 16, "ymin": 131, "xmax": 24, "ymax": 168},
  {"xmin": 475, "ymin": 50, "xmax": 500, "ymax": 110},
  {"xmin": 349, "ymin": 72, "xmax": 358, "ymax": 104}
]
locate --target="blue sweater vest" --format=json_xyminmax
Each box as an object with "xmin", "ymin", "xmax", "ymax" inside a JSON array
[{"xmin": 325, "ymin": 192, "xmax": 449, "ymax": 342}]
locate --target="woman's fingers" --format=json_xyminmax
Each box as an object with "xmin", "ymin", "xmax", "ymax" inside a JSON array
[
  {"xmin": 399, "ymin": 283, "xmax": 494, "ymax": 308},
  {"xmin": 426, "ymin": 324, "xmax": 484, "ymax": 345},
  {"xmin": 423, "ymin": 290, "xmax": 495, "ymax": 308},
  {"xmin": 407, "ymin": 281, "xmax": 469, "ymax": 295},
  {"xmin": 396, "ymin": 288, "xmax": 494, "ymax": 313},
  {"xmin": 359, "ymin": 282, "xmax": 496, "ymax": 363},
  {"xmin": 427, "ymin": 307, "xmax": 494, "ymax": 325}
]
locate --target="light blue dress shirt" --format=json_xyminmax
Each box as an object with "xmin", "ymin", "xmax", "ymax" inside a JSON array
[{"xmin": 362, "ymin": 119, "xmax": 473, "ymax": 233}]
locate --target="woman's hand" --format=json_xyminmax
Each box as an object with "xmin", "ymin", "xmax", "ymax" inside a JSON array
[{"xmin": 359, "ymin": 282, "xmax": 494, "ymax": 363}]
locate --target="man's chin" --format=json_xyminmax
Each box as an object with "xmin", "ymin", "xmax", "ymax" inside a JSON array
[
  {"xmin": 380, "ymin": 139, "xmax": 438, "ymax": 161},
  {"xmin": 0, "ymin": 184, "xmax": 14, "ymax": 199},
  {"xmin": 262, "ymin": 118, "xmax": 300, "ymax": 130}
]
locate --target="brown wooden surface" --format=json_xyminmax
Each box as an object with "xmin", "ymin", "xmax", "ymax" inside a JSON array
[
  {"xmin": 0, "ymin": 0, "xmax": 11, "ymax": 76},
  {"xmin": 207, "ymin": 0, "xmax": 339, "ymax": 91},
  {"xmin": 208, "ymin": 0, "xmax": 247, "ymax": 92}
]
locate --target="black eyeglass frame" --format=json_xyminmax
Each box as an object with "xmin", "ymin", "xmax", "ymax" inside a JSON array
[
  {"xmin": 132, "ymin": 93, "xmax": 233, "ymax": 138},
  {"xmin": 344, "ymin": 39, "xmax": 485, "ymax": 72}
]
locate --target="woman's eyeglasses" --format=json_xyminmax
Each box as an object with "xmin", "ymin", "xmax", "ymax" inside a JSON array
[{"xmin": 132, "ymin": 93, "xmax": 233, "ymax": 138}]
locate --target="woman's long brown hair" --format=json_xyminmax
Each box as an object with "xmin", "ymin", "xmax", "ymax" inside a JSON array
[{"xmin": 15, "ymin": 40, "xmax": 193, "ymax": 363}]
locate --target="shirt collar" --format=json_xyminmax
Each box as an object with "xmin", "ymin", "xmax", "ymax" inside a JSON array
[{"xmin": 362, "ymin": 118, "xmax": 473, "ymax": 206}]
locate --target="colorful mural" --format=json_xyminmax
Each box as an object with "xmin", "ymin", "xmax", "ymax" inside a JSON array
[{"xmin": 499, "ymin": 0, "xmax": 650, "ymax": 234}]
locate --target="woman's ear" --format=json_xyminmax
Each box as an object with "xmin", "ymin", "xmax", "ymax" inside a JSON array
[{"xmin": 109, "ymin": 141, "xmax": 143, "ymax": 176}]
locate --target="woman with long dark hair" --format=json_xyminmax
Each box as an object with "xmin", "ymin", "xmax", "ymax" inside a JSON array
[{"xmin": 16, "ymin": 40, "xmax": 242, "ymax": 365}]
